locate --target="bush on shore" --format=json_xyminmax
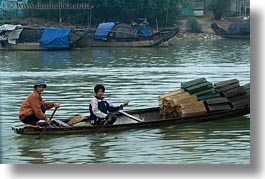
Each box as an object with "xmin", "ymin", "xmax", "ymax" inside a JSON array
[{"xmin": 186, "ymin": 17, "xmax": 203, "ymax": 33}]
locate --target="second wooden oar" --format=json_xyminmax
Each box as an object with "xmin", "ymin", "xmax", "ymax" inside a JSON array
[
  {"xmin": 36, "ymin": 108, "xmax": 58, "ymax": 139},
  {"xmin": 119, "ymin": 110, "xmax": 143, "ymax": 122}
]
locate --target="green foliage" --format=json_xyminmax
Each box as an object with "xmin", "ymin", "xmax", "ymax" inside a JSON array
[
  {"xmin": 181, "ymin": 0, "xmax": 192, "ymax": 9},
  {"xmin": 207, "ymin": 0, "xmax": 230, "ymax": 20},
  {"xmin": 24, "ymin": 0, "xmax": 178, "ymax": 27},
  {"xmin": 186, "ymin": 17, "xmax": 202, "ymax": 33}
]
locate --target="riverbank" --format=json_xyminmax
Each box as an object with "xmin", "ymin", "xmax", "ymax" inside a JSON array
[
  {"xmin": 165, "ymin": 16, "xmax": 249, "ymax": 46},
  {"xmin": 1, "ymin": 16, "xmax": 247, "ymax": 46}
]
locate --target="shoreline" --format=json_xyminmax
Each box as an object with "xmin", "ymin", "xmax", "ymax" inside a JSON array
[
  {"xmin": 166, "ymin": 16, "xmax": 250, "ymax": 45},
  {"xmin": 165, "ymin": 31, "xmax": 223, "ymax": 46}
]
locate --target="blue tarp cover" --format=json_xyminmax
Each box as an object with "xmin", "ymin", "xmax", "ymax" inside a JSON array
[
  {"xmin": 94, "ymin": 22, "xmax": 116, "ymax": 40},
  {"xmin": 40, "ymin": 28, "xmax": 71, "ymax": 48},
  {"xmin": 136, "ymin": 26, "xmax": 153, "ymax": 36}
]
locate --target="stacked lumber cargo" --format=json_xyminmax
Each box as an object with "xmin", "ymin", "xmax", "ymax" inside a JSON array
[
  {"xmin": 158, "ymin": 78, "xmax": 250, "ymax": 119},
  {"xmin": 181, "ymin": 78, "xmax": 221, "ymax": 101},
  {"xmin": 213, "ymin": 79, "xmax": 250, "ymax": 109},
  {"xmin": 159, "ymin": 78, "xmax": 208, "ymax": 119},
  {"xmin": 243, "ymin": 83, "xmax": 250, "ymax": 93},
  {"xmin": 181, "ymin": 78, "xmax": 230, "ymax": 113},
  {"xmin": 159, "ymin": 89, "xmax": 192, "ymax": 118},
  {"xmin": 180, "ymin": 101, "xmax": 207, "ymax": 118},
  {"xmin": 204, "ymin": 97, "xmax": 231, "ymax": 112}
]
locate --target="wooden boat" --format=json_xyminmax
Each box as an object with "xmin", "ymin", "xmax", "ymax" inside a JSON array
[
  {"xmin": 77, "ymin": 22, "xmax": 180, "ymax": 47},
  {"xmin": 211, "ymin": 23, "xmax": 250, "ymax": 39},
  {"xmin": 12, "ymin": 106, "xmax": 250, "ymax": 135},
  {"xmin": 0, "ymin": 24, "xmax": 88, "ymax": 51},
  {"xmin": 12, "ymin": 78, "xmax": 250, "ymax": 136}
]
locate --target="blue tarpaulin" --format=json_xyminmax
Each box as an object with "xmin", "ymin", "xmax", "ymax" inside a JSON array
[
  {"xmin": 94, "ymin": 22, "xmax": 116, "ymax": 40},
  {"xmin": 40, "ymin": 28, "xmax": 71, "ymax": 48},
  {"xmin": 136, "ymin": 26, "xmax": 153, "ymax": 36}
]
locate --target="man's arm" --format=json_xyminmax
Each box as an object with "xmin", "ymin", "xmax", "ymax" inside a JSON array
[{"xmin": 108, "ymin": 101, "xmax": 129, "ymax": 112}]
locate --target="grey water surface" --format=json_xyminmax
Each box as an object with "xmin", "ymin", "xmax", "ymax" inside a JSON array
[{"xmin": 0, "ymin": 39, "xmax": 250, "ymax": 164}]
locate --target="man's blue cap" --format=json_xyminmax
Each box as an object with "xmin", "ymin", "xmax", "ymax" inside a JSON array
[{"xmin": 34, "ymin": 79, "xmax": 47, "ymax": 88}]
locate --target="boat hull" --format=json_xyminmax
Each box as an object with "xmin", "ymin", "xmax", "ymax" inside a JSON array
[
  {"xmin": 0, "ymin": 28, "xmax": 88, "ymax": 51},
  {"xmin": 211, "ymin": 23, "xmax": 250, "ymax": 39},
  {"xmin": 87, "ymin": 38, "xmax": 164, "ymax": 47},
  {"xmin": 78, "ymin": 27, "xmax": 180, "ymax": 47},
  {"xmin": 12, "ymin": 106, "xmax": 250, "ymax": 135},
  {"xmin": 0, "ymin": 42, "xmax": 75, "ymax": 51}
]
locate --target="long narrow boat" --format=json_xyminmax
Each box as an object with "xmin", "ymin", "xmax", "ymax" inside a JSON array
[
  {"xmin": 76, "ymin": 22, "xmax": 180, "ymax": 47},
  {"xmin": 211, "ymin": 23, "xmax": 250, "ymax": 39},
  {"xmin": 12, "ymin": 106, "xmax": 250, "ymax": 135},
  {"xmin": 0, "ymin": 25, "xmax": 88, "ymax": 51},
  {"xmin": 13, "ymin": 78, "xmax": 250, "ymax": 135}
]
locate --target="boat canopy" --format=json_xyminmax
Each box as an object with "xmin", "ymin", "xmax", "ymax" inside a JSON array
[
  {"xmin": 40, "ymin": 28, "xmax": 71, "ymax": 48},
  {"xmin": 0, "ymin": 24, "xmax": 19, "ymax": 32},
  {"xmin": 94, "ymin": 22, "xmax": 116, "ymax": 40},
  {"xmin": 7, "ymin": 29, "xmax": 23, "ymax": 44}
]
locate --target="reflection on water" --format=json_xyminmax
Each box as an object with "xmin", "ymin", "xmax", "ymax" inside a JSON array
[
  {"xmin": 40, "ymin": 51, "xmax": 70, "ymax": 69},
  {"xmin": 17, "ymin": 138, "xmax": 45, "ymax": 164},
  {"xmin": 159, "ymin": 116, "xmax": 250, "ymax": 163},
  {"xmin": 0, "ymin": 39, "xmax": 250, "ymax": 164}
]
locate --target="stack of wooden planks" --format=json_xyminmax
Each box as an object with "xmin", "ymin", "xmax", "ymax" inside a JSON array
[
  {"xmin": 159, "ymin": 78, "xmax": 250, "ymax": 119},
  {"xmin": 159, "ymin": 86, "xmax": 207, "ymax": 119},
  {"xmin": 204, "ymin": 97, "xmax": 231, "ymax": 112},
  {"xmin": 181, "ymin": 77, "xmax": 221, "ymax": 100},
  {"xmin": 213, "ymin": 79, "xmax": 250, "ymax": 110}
]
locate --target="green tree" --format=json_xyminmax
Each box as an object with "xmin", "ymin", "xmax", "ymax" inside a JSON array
[{"xmin": 24, "ymin": 0, "xmax": 177, "ymax": 27}]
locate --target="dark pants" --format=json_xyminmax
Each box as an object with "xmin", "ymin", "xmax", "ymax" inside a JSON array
[
  {"xmin": 105, "ymin": 113, "xmax": 117, "ymax": 125},
  {"xmin": 22, "ymin": 115, "xmax": 40, "ymax": 125},
  {"xmin": 91, "ymin": 113, "xmax": 117, "ymax": 126},
  {"xmin": 22, "ymin": 105, "xmax": 46, "ymax": 125}
]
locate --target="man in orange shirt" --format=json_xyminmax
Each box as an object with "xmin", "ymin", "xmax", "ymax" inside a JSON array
[{"xmin": 19, "ymin": 79, "xmax": 60, "ymax": 126}]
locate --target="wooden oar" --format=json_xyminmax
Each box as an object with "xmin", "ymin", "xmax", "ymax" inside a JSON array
[
  {"xmin": 96, "ymin": 120, "xmax": 108, "ymax": 134},
  {"xmin": 119, "ymin": 110, "xmax": 143, "ymax": 122},
  {"xmin": 97, "ymin": 109, "xmax": 143, "ymax": 133},
  {"xmin": 36, "ymin": 108, "xmax": 58, "ymax": 139}
]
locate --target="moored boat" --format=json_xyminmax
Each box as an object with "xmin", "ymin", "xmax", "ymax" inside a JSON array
[
  {"xmin": 77, "ymin": 22, "xmax": 180, "ymax": 47},
  {"xmin": 0, "ymin": 24, "xmax": 88, "ymax": 50},
  {"xmin": 211, "ymin": 22, "xmax": 250, "ymax": 39}
]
